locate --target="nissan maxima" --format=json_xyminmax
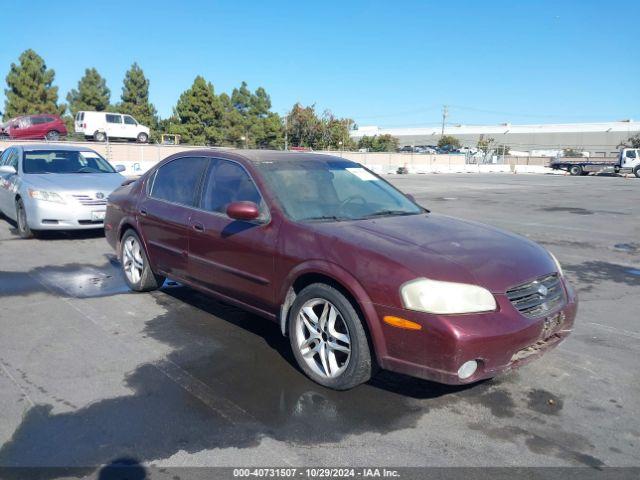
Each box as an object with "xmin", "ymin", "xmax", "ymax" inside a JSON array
[
  {"xmin": 105, "ymin": 150, "xmax": 577, "ymax": 390},
  {"xmin": 0, "ymin": 144, "xmax": 126, "ymax": 238}
]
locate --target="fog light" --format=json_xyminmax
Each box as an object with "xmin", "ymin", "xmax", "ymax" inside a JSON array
[{"xmin": 457, "ymin": 360, "xmax": 478, "ymax": 380}]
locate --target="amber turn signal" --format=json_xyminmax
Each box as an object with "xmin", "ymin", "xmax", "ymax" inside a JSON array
[{"xmin": 383, "ymin": 316, "xmax": 422, "ymax": 330}]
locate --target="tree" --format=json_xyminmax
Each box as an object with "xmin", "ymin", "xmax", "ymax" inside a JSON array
[
  {"xmin": 284, "ymin": 103, "xmax": 354, "ymax": 150},
  {"xmin": 3, "ymin": 49, "xmax": 65, "ymax": 120},
  {"xmin": 66, "ymin": 68, "xmax": 111, "ymax": 116},
  {"xmin": 494, "ymin": 144, "xmax": 511, "ymax": 156},
  {"xmin": 438, "ymin": 135, "xmax": 461, "ymax": 148},
  {"xmin": 476, "ymin": 134, "xmax": 496, "ymax": 154},
  {"xmin": 357, "ymin": 134, "xmax": 399, "ymax": 152},
  {"xmin": 117, "ymin": 63, "xmax": 158, "ymax": 133},
  {"xmin": 167, "ymin": 76, "xmax": 223, "ymax": 145},
  {"xmin": 563, "ymin": 148, "xmax": 583, "ymax": 157},
  {"xmin": 285, "ymin": 103, "xmax": 321, "ymax": 148},
  {"xmin": 222, "ymin": 81, "xmax": 283, "ymax": 148},
  {"xmin": 628, "ymin": 134, "xmax": 640, "ymax": 148}
]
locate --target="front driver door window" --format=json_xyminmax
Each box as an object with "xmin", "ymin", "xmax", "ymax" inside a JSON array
[
  {"xmin": 188, "ymin": 159, "xmax": 277, "ymax": 311},
  {"xmin": 123, "ymin": 115, "xmax": 138, "ymax": 138}
]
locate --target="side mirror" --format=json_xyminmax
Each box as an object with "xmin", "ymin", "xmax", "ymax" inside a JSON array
[
  {"xmin": 115, "ymin": 164, "xmax": 126, "ymax": 173},
  {"xmin": 226, "ymin": 201, "xmax": 260, "ymax": 221},
  {"xmin": 0, "ymin": 165, "xmax": 17, "ymax": 175}
]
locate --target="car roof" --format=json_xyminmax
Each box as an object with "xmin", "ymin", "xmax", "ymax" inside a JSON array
[
  {"xmin": 16, "ymin": 144, "xmax": 99, "ymax": 153},
  {"xmin": 171, "ymin": 148, "xmax": 354, "ymax": 165}
]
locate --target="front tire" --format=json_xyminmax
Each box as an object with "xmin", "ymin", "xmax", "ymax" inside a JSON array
[
  {"xmin": 288, "ymin": 283, "xmax": 372, "ymax": 390},
  {"xmin": 16, "ymin": 198, "xmax": 34, "ymax": 239},
  {"xmin": 634, "ymin": 166, "xmax": 640, "ymax": 178},
  {"xmin": 120, "ymin": 229, "xmax": 165, "ymax": 292},
  {"xmin": 137, "ymin": 132, "xmax": 149, "ymax": 143}
]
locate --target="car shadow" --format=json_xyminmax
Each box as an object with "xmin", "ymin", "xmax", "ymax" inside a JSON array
[{"xmin": 156, "ymin": 284, "xmax": 479, "ymax": 401}]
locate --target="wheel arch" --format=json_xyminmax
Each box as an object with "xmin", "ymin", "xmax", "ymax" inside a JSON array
[{"xmin": 279, "ymin": 262, "xmax": 386, "ymax": 364}]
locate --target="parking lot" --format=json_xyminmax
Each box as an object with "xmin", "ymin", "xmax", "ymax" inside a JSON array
[{"xmin": 0, "ymin": 173, "xmax": 638, "ymax": 472}]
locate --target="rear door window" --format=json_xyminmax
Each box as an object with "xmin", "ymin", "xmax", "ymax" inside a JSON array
[
  {"xmin": 106, "ymin": 114, "xmax": 122, "ymax": 124},
  {"xmin": 149, "ymin": 157, "xmax": 208, "ymax": 206}
]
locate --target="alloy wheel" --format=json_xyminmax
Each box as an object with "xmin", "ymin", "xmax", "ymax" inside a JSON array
[
  {"xmin": 295, "ymin": 298, "xmax": 351, "ymax": 378},
  {"xmin": 122, "ymin": 236, "xmax": 144, "ymax": 284}
]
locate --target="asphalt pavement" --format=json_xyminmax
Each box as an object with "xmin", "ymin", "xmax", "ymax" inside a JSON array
[{"xmin": 0, "ymin": 173, "xmax": 638, "ymax": 475}]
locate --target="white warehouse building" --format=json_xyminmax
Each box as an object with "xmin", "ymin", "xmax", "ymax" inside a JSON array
[{"xmin": 350, "ymin": 121, "xmax": 640, "ymax": 157}]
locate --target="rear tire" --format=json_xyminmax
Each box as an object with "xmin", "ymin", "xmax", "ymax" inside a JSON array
[
  {"xmin": 569, "ymin": 165, "xmax": 583, "ymax": 176},
  {"xmin": 120, "ymin": 229, "xmax": 165, "ymax": 292},
  {"xmin": 16, "ymin": 199, "xmax": 34, "ymax": 239},
  {"xmin": 288, "ymin": 283, "xmax": 372, "ymax": 390},
  {"xmin": 136, "ymin": 132, "xmax": 149, "ymax": 143},
  {"xmin": 94, "ymin": 131, "xmax": 107, "ymax": 142},
  {"xmin": 45, "ymin": 130, "xmax": 60, "ymax": 141}
]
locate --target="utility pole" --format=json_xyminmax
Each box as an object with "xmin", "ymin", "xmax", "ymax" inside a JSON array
[
  {"xmin": 284, "ymin": 115, "xmax": 288, "ymax": 151},
  {"xmin": 441, "ymin": 105, "xmax": 448, "ymax": 136}
]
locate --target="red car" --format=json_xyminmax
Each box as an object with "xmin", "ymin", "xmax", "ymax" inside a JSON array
[
  {"xmin": 105, "ymin": 150, "xmax": 577, "ymax": 390},
  {"xmin": 1, "ymin": 114, "xmax": 67, "ymax": 141}
]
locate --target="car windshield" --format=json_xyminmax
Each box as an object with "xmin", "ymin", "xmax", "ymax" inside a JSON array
[
  {"xmin": 256, "ymin": 159, "xmax": 423, "ymax": 222},
  {"xmin": 23, "ymin": 150, "xmax": 116, "ymax": 174}
]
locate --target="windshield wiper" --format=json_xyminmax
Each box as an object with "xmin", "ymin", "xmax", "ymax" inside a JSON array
[
  {"xmin": 362, "ymin": 210, "xmax": 419, "ymax": 219},
  {"xmin": 302, "ymin": 215, "xmax": 348, "ymax": 222}
]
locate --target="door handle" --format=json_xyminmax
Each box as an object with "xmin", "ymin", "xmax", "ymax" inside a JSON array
[
  {"xmin": 192, "ymin": 222, "xmax": 205, "ymax": 232},
  {"xmin": 139, "ymin": 208, "xmax": 148, "ymax": 216}
]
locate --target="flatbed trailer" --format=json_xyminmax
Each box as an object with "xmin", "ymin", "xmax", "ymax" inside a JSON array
[{"xmin": 549, "ymin": 148, "xmax": 640, "ymax": 177}]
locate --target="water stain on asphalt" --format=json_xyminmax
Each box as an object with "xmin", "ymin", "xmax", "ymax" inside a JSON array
[
  {"xmin": 468, "ymin": 423, "xmax": 604, "ymax": 468},
  {"xmin": 564, "ymin": 261, "xmax": 640, "ymax": 290},
  {"xmin": 526, "ymin": 389, "xmax": 563, "ymax": 415},
  {"xmin": 613, "ymin": 243, "xmax": 639, "ymax": 254},
  {"xmin": 540, "ymin": 206, "xmax": 629, "ymax": 216},
  {"xmin": 541, "ymin": 207, "xmax": 594, "ymax": 215},
  {"xmin": 0, "ymin": 260, "xmax": 128, "ymax": 299},
  {"xmin": 465, "ymin": 389, "xmax": 516, "ymax": 418}
]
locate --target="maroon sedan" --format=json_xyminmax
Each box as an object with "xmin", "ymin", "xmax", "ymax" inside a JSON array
[{"xmin": 105, "ymin": 150, "xmax": 577, "ymax": 390}]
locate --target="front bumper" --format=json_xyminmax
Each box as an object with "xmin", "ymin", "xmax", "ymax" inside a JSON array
[
  {"xmin": 373, "ymin": 280, "xmax": 577, "ymax": 385},
  {"xmin": 25, "ymin": 198, "xmax": 106, "ymax": 230}
]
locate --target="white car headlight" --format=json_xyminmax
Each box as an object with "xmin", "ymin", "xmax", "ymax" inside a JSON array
[
  {"xmin": 401, "ymin": 278, "xmax": 496, "ymax": 314},
  {"xmin": 548, "ymin": 251, "xmax": 563, "ymax": 277},
  {"xmin": 28, "ymin": 189, "xmax": 66, "ymax": 204}
]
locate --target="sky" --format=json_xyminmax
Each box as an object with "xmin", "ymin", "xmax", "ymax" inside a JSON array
[{"xmin": 1, "ymin": 0, "xmax": 638, "ymax": 128}]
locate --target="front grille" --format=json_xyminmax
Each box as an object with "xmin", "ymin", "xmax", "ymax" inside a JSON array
[
  {"xmin": 78, "ymin": 220, "xmax": 104, "ymax": 225},
  {"xmin": 72, "ymin": 194, "xmax": 107, "ymax": 206},
  {"xmin": 506, "ymin": 273, "xmax": 564, "ymax": 318}
]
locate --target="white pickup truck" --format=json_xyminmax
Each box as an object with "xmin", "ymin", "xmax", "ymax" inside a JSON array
[{"xmin": 550, "ymin": 148, "xmax": 640, "ymax": 177}]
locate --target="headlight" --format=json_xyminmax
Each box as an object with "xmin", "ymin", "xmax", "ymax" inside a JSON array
[
  {"xmin": 548, "ymin": 251, "xmax": 563, "ymax": 277},
  {"xmin": 28, "ymin": 189, "xmax": 66, "ymax": 204},
  {"xmin": 401, "ymin": 278, "xmax": 496, "ymax": 314}
]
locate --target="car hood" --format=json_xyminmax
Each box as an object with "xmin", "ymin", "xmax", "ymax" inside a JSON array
[
  {"xmin": 314, "ymin": 213, "xmax": 557, "ymax": 293},
  {"xmin": 24, "ymin": 173, "xmax": 126, "ymax": 195}
]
